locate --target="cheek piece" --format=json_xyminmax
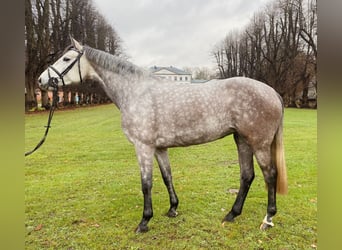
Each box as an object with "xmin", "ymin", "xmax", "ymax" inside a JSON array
[{"xmin": 47, "ymin": 47, "xmax": 84, "ymax": 86}]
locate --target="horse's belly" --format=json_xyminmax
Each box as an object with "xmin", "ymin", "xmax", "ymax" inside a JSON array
[{"xmin": 155, "ymin": 121, "xmax": 234, "ymax": 148}]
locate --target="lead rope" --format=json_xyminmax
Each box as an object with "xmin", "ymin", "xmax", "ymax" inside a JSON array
[{"xmin": 25, "ymin": 78, "xmax": 59, "ymax": 157}]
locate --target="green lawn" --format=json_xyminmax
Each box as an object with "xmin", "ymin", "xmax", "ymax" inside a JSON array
[{"xmin": 25, "ymin": 104, "xmax": 317, "ymax": 249}]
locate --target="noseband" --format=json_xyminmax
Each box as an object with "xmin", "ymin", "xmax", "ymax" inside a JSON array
[{"xmin": 48, "ymin": 47, "xmax": 84, "ymax": 86}]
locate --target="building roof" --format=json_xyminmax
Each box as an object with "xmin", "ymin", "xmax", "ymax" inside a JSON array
[{"xmin": 150, "ymin": 66, "xmax": 191, "ymax": 75}]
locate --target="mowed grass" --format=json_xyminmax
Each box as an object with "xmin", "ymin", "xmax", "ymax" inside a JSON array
[{"xmin": 25, "ymin": 104, "xmax": 317, "ymax": 249}]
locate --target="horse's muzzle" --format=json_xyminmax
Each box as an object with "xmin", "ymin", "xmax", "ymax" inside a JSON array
[{"xmin": 38, "ymin": 76, "xmax": 60, "ymax": 91}]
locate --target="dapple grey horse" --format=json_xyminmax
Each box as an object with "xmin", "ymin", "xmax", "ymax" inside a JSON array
[{"xmin": 38, "ymin": 38, "xmax": 287, "ymax": 233}]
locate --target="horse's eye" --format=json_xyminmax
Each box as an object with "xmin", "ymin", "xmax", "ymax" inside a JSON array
[{"xmin": 63, "ymin": 57, "xmax": 71, "ymax": 62}]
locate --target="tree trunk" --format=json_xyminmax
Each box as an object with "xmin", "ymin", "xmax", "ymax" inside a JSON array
[
  {"xmin": 25, "ymin": 73, "xmax": 37, "ymax": 111},
  {"xmin": 63, "ymin": 90, "xmax": 69, "ymax": 106},
  {"xmin": 41, "ymin": 90, "xmax": 51, "ymax": 110},
  {"xmin": 70, "ymin": 91, "xmax": 76, "ymax": 105}
]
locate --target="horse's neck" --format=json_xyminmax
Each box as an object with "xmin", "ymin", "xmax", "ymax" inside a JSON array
[
  {"xmin": 84, "ymin": 46, "xmax": 153, "ymax": 109},
  {"xmin": 93, "ymin": 66, "xmax": 148, "ymax": 110}
]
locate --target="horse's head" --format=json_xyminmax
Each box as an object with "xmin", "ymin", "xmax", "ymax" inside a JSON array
[{"xmin": 38, "ymin": 37, "xmax": 88, "ymax": 90}]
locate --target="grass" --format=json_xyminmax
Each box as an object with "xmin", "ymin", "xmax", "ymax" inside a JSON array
[{"xmin": 25, "ymin": 104, "xmax": 317, "ymax": 249}]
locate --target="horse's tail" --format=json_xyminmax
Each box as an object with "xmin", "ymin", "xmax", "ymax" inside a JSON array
[{"xmin": 272, "ymin": 110, "xmax": 288, "ymax": 195}]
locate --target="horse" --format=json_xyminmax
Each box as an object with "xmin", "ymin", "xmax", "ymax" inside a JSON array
[{"xmin": 38, "ymin": 37, "xmax": 287, "ymax": 233}]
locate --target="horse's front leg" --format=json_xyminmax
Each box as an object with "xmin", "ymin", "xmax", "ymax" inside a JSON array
[
  {"xmin": 155, "ymin": 148, "xmax": 179, "ymax": 217},
  {"xmin": 134, "ymin": 143, "xmax": 155, "ymax": 233}
]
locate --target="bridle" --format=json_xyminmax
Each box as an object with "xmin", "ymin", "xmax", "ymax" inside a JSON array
[
  {"xmin": 47, "ymin": 47, "xmax": 84, "ymax": 86},
  {"xmin": 25, "ymin": 47, "xmax": 84, "ymax": 157}
]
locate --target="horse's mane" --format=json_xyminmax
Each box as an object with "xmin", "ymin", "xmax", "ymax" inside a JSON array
[{"xmin": 84, "ymin": 46, "xmax": 144, "ymax": 76}]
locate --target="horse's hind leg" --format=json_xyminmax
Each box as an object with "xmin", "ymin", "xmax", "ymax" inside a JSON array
[
  {"xmin": 155, "ymin": 148, "xmax": 179, "ymax": 217},
  {"xmin": 254, "ymin": 147, "xmax": 277, "ymax": 230},
  {"xmin": 222, "ymin": 133, "xmax": 254, "ymax": 224}
]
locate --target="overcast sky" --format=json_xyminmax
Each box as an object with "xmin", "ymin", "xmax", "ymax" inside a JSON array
[{"xmin": 93, "ymin": 0, "xmax": 271, "ymax": 70}]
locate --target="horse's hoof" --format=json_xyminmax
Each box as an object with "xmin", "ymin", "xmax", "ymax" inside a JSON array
[
  {"xmin": 259, "ymin": 215, "xmax": 274, "ymax": 230},
  {"xmin": 167, "ymin": 209, "xmax": 178, "ymax": 217},
  {"xmin": 135, "ymin": 225, "xmax": 149, "ymax": 233},
  {"xmin": 221, "ymin": 216, "xmax": 235, "ymax": 227},
  {"xmin": 222, "ymin": 212, "xmax": 235, "ymax": 223},
  {"xmin": 259, "ymin": 222, "xmax": 273, "ymax": 230}
]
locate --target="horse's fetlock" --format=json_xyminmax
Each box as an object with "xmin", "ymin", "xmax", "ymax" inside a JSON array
[
  {"xmin": 143, "ymin": 208, "xmax": 153, "ymax": 220},
  {"xmin": 268, "ymin": 206, "xmax": 277, "ymax": 217},
  {"xmin": 232, "ymin": 207, "xmax": 242, "ymax": 216}
]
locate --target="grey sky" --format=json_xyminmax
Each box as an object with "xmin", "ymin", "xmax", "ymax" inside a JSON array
[{"xmin": 93, "ymin": 0, "xmax": 270, "ymax": 69}]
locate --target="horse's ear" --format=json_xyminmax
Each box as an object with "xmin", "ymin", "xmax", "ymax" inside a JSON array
[{"xmin": 69, "ymin": 35, "xmax": 83, "ymax": 51}]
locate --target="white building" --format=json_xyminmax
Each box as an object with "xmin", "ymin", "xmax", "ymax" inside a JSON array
[{"xmin": 150, "ymin": 66, "xmax": 192, "ymax": 84}]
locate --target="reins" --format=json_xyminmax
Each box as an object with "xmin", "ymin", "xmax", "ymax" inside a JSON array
[
  {"xmin": 25, "ymin": 47, "xmax": 84, "ymax": 157},
  {"xmin": 25, "ymin": 78, "xmax": 59, "ymax": 157}
]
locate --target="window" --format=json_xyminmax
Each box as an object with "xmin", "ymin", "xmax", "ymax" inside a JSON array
[
  {"xmin": 174, "ymin": 76, "xmax": 177, "ymax": 81},
  {"xmin": 180, "ymin": 76, "xmax": 183, "ymax": 81},
  {"xmin": 185, "ymin": 76, "xmax": 188, "ymax": 81}
]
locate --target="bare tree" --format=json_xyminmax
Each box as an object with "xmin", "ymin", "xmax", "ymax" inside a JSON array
[
  {"xmin": 25, "ymin": 0, "xmax": 123, "ymax": 110},
  {"xmin": 25, "ymin": 0, "xmax": 38, "ymax": 110},
  {"xmin": 212, "ymin": 0, "xmax": 317, "ymax": 108},
  {"xmin": 298, "ymin": 0, "xmax": 317, "ymax": 106},
  {"xmin": 25, "ymin": 0, "xmax": 51, "ymax": 110},
  {"xmin": 244, "ymin": 12, "xmax": 266, "ymax": 81},
  {"xmin": 212, "ymin": 42, "xmax": 228, "ymax": 79}
]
